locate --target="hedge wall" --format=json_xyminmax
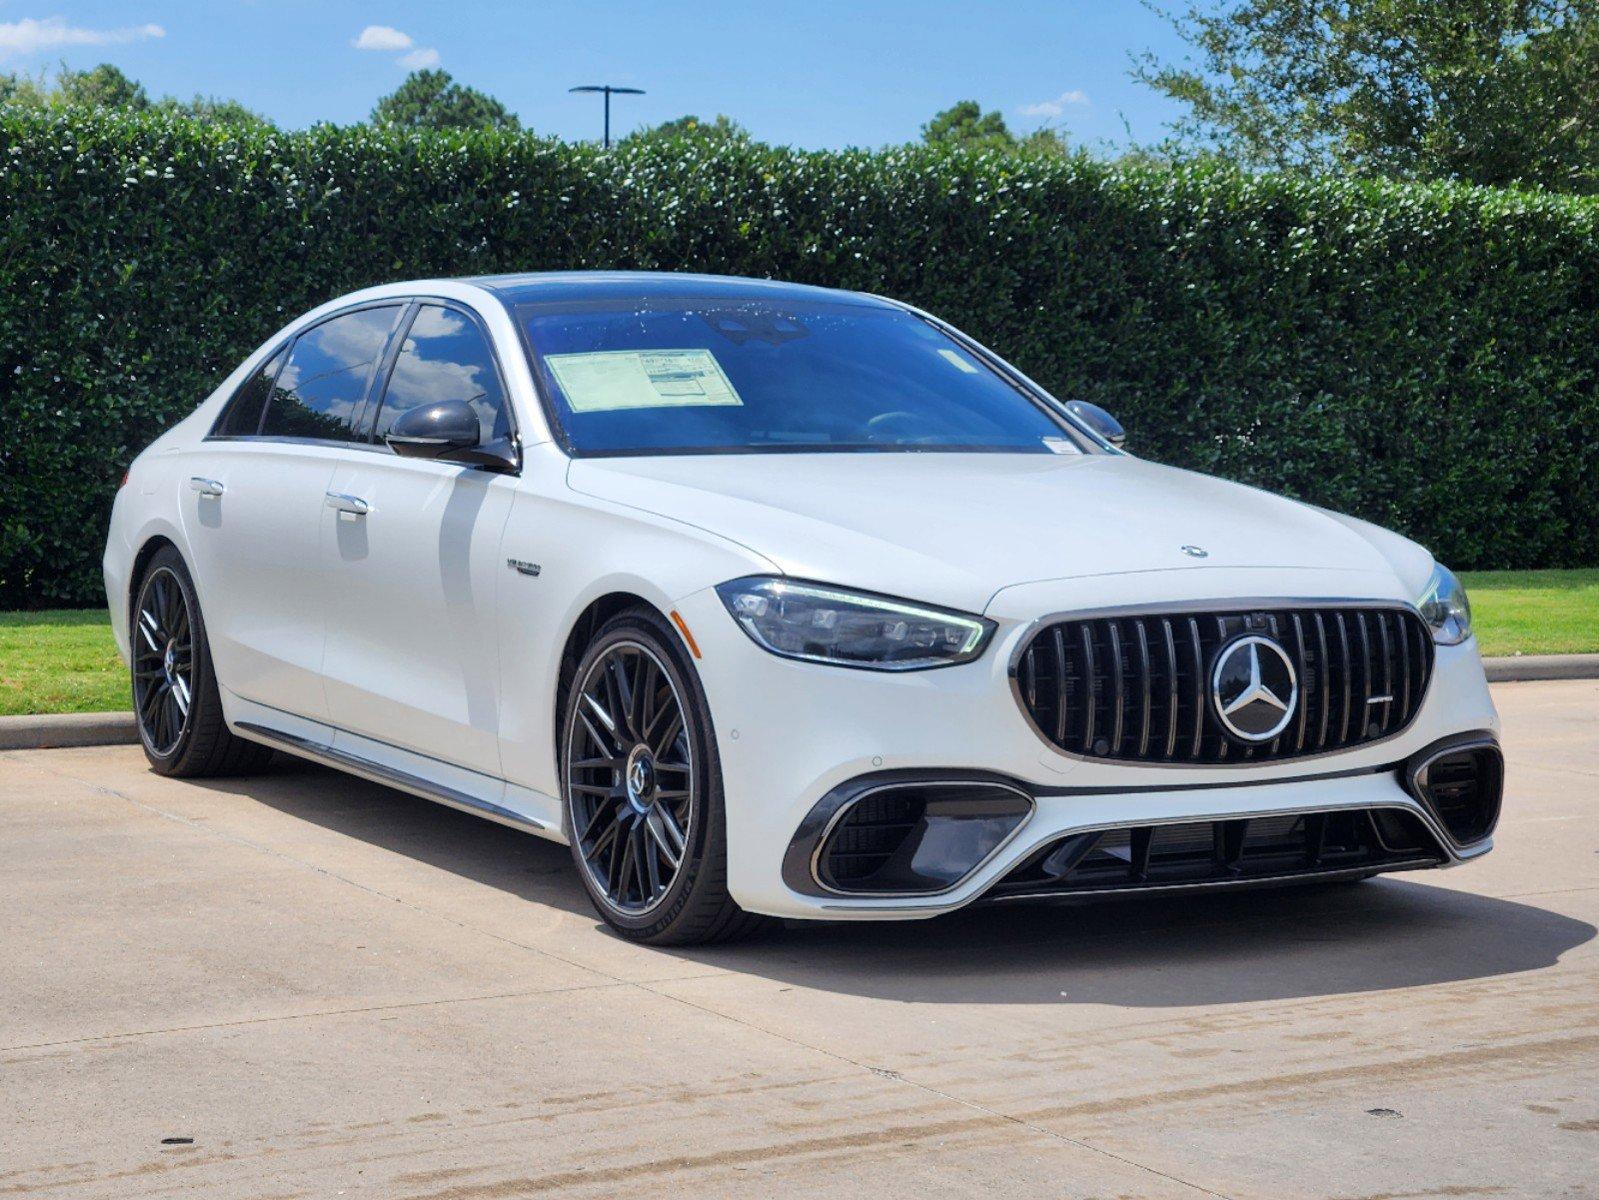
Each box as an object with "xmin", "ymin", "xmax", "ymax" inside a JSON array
[{"xmin": 3, "ymin": 108, "xmax": 1597, "ymax": 607}]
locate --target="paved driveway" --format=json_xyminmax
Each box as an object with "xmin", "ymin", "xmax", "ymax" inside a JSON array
[{"xmin": 2, "ymin": 680, "xmax": 1596, "ymax": 1199}]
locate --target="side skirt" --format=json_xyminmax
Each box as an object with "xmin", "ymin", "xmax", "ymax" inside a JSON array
[{"xmin": 234, "ymin": 720, "xmax": 554, "ymax": 838}]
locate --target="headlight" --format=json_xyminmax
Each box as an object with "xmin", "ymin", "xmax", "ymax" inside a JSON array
[
  {"xmin": 1417, "ymin": 563, "xmax": 1472, "ymax": 645},
  {"xmin": 715, "ymin": 577, "xmax": 995, "ymax": 671}
]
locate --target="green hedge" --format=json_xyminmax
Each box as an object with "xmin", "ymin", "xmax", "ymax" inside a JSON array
[{"xmin": 3, "ymin": 108, "xmax": 1597, "ymax": 607}]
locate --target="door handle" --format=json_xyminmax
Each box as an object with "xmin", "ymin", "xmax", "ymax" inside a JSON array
[
  {"xmin": 325, "ymin": 491, "xmax": 370, "ymax": 516},
  {"xmin": 188, "ymin": 476, "xmax": 225, "ymax": 497}
]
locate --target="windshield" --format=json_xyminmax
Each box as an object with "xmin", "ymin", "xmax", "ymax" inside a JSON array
[{"xmin": 517, "ymin": 297, "xmax": 1080, "ymax": 456}]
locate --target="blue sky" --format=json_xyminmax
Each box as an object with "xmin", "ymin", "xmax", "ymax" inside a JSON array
[{"xmin": 0, "ymin": 2, "xmax": 1193, "ymax": 150}]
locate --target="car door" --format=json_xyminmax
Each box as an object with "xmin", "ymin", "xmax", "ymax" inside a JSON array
[
  {"xmin": 183, "ymin": 303, "xmax": 406, "ymax": 725},
  {"xmin": 320, "ymin": 301, "xmax": 518, "ymax": 777}
]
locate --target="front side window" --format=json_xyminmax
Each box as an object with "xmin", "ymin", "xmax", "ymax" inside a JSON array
[
  {"xmin": 260, "ymin": 305, "xmax": 402, "ymax": 441},
  {"xmin": 372, "ymin": 304, "xmax": 511, "ymax": 444},
  {"xmin": 213, "ymin": 345, "xmax": 286, "ymax": 437},
  {"xmin": 518, "ymin": 297, "xmax": 1076, "ymax": 456}
]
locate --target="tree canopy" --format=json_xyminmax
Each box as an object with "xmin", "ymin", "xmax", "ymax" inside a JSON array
[
  {"xmin": 0, "ymin": 62, "xmax": 273, "ymax": 126},
  {"xmin": 921, "ymin": 100, "xmax": 1068, "ymax": 155},
  {"xmin": 621, "ymin": 113, "xmax": 752, "ymax": 146},
  {"xmin": 370, "ymin": 69, "xmax": 520, "ymax": 131},
  {"xmin": 1136, "ymin": 0, "xmax": 1599, "ymax": 192}
]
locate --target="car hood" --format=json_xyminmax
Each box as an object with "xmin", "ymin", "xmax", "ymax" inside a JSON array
[{"xmin": 567, "ymin": 452, "xmax": 1418, "ymax": 614}]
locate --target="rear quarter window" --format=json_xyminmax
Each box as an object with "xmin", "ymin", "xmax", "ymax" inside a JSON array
[{"xmin": 212, "ymin": 346, "xmax": 287, "ymax": 437}]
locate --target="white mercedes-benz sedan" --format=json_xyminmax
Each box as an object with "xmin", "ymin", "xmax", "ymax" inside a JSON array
[{"xmin": 104, "ymin": 271, "xmax": 1503, "ymax": 944}]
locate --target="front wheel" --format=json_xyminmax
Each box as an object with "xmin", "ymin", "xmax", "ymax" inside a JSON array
[{"xmin": 562, "ymin": 607, "xmax": 766, "ymax": 945}]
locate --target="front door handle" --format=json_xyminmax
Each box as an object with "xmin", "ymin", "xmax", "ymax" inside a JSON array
[
  {"xmin": 188, "ymin": 476, "xmax": 225, "ymax": 497},
  {"xmin": 324, "ymin": 491, "xmax": 370, "ymax": 516}
]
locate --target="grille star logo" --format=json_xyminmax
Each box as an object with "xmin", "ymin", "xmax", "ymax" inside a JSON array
[{"xmin": 1212, "ymin": 635, "xmax": 1299, "ymax": 742}]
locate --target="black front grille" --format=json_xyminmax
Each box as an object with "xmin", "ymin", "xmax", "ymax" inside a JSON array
[
  {"xmin": 984, "ymin": 807, "xmax": 1446, "ymax": 899},
  {"xmin": 1013, "ymin": 606, "xmax": 1434, "ymax": 764}
]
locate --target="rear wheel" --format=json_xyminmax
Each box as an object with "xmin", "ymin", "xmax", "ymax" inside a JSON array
[
  {"xmin": 132, "ymin": 546, "xmax": 272, "ymax": 777},
  {"xmin": 562, "ymin": 607, "xmax": 767, "ymax": 945}
]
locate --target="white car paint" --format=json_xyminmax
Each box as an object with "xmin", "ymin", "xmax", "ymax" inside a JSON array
[{"xmin": 104, "ymin": 273, "xmax": 1499, "ymax": 921}]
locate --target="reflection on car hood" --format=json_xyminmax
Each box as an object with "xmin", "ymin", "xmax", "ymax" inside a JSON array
[{"xmin": 567, "ymin": 452, "xmax": 1408, "ymax": 614}]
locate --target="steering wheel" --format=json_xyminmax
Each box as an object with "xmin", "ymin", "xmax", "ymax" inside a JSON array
[{"xmin": 863, "ymin": 411, "xmax": 939, "ymax": 444}]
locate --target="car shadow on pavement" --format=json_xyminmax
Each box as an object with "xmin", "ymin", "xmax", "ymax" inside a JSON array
[{"xmin": 213, "ymin": 756, "xmax": 1595, "ymax": 1009}]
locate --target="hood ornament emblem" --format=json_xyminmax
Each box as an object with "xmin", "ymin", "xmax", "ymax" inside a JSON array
[
  {"xmin": 1180, "ymin": 545, "xmax": 1208, "ymax": 558},
  {"xmin": 1212, "ymin": 636, "xmax": 1298, "ymax": 742}
]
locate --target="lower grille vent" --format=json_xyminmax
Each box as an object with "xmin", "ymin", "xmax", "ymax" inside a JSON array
[{"xmin": 984, "ymin": 807, "xmax": 1445, "ymax": 900}]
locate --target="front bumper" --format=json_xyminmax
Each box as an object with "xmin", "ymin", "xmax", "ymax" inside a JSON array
[{"xmin": 672, "ymin": 568, "xmax": 1501, "ymax": 921}]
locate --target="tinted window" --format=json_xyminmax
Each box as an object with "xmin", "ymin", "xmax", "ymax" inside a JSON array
[
  {"xmin": 373, "ymin": 304, "xmax": 510, "ymax": 443},
  {"xmin": 214, "ymin": 346, "xmax": 286, "ymax": 437},
  {"xmin": 519, "ymin": 298, "xmax": 1074, "ymax": 456},
  {"xmin": 260, "ymin": 306, "xmax": 401, "ymax": 441}
]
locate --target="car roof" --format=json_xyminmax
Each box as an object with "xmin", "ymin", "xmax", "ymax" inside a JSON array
[{"xmin": 465, "ymin": 270, "xmax": 895, "ymax": 309}]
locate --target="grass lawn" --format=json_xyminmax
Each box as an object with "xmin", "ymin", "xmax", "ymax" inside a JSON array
[
  {"xmin": 0, "ymin": 609, "xmax": 129, "ymax": 717},
  {"xmin": 2, "ymin": 568, "xmax": 1595, "ymax": 716},
  {"xmin": 1457, "ymin": 568, "xmax": 1599, "ymax": 658}
]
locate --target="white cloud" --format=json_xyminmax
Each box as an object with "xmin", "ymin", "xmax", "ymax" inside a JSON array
[
  {"xmin": 398, "ymin": 46, "xmax": 440, "ymax": 69},
  {"xmin": 351, "ymin": 25, "xmax": 412, "ymax": 52},
  {"xmin": 1018, "ymin": 90, "xmax": 1089, "ymax": 119},
  {"xmin": 0, "ymin": 16, "xmax": 165, "ymax": 58}
]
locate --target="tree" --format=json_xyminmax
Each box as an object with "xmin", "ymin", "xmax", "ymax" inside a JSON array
[
  {"xmin": 921, "ymin": 99, "xmax": 1069, "ymax": 154},
  {"xmin": 54, "ymin": 63, "xmax": 149, "ymax": 110},
  {"xmin": 0, "ymin": 62, "xmax": 271, "ymax": 125},
  {"xmin": 621, "ymin": 113, "xmax": 752, "ymax": 146},
  {"xmin": 371, "ymin": 69, "xmax": 520, "ymax": 131},
  {"xmin": 157, "ymin": 95, "xmax": 274, "ymax": 127},
  {"xmin": 1135, "ymin": 0, "xmax": 1599, "ymax": 192}
]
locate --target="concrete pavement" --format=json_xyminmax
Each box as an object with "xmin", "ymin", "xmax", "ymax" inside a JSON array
[{"xmin": 1, "ymin": 680, "xmax": 1596, "ymax": 1198}]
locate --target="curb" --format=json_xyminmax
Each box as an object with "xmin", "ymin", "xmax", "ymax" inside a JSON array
[
  {"xmin": 0, "ymin": 711, "xmax": 138, "ymax": 751},
  {"xmin": 2, "ymin": 655, "xmax": 1596, "ymax": 752},
  {"xmin": 1482, "ymin": 653, "xmax": 1599, "ymax": 683}
]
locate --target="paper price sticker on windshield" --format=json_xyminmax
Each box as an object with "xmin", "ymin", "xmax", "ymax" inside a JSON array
[{"xmin": 545, "ymin": 349, "xmax": 744, "ymax": 413}]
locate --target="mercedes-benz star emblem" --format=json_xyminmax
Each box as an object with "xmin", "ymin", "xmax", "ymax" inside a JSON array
[{"xmin": 1211, "ymin": 635, "xmax": 1298, "ymax": 742}]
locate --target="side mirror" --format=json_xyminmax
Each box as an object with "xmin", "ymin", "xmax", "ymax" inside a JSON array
[
  {"xmin": 385, "ymin": 400, "xmax": 519, "ymax": 473},
  {"xmin": 1065, "ymin": 399, "xmax": 1126, "ymax": 449}
]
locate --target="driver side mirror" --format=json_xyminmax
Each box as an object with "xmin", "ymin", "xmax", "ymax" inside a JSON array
[
  {"xmin": 385, "ymin": 400, "xmax": 519, "ymax": 473},
  {"xmin": 1065, "ymin": 400, "xmax": 1126, "ymax": 449}
]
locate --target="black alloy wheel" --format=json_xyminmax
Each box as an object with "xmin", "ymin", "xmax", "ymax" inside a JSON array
[
  {"xmin": 133, "ymin": 565, "xmax": 195, "ymax": 756},
  {"xmin": 562, "ymin": 607, "xmax": 767, "ymax": 944},
  {"xmin": 131, "ymin": 545, "xmax": 273, "ymax": 778}
]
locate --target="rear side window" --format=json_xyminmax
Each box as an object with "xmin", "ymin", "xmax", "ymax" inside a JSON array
[
  {"xmin": 372, "ymin": 304, "xmax": 512, "ymax": 443},
  {"xmin": 260, "ymin": 305, "xmax": 402, "ymax": 441},
  {"xmin": 214, "ymin": 346, "xmax": 286, "ymax": 437}
]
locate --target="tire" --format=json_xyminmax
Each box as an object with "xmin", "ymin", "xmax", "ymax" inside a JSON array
[
  {"xmin": 561, "ymin": 606, "xmax": 768, "ymax": 945},
  {"xmin": 131, "ymin": 546, "xmax": 273, "ymax": 778}
]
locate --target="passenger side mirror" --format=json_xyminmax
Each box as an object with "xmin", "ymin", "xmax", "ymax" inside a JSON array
[
  {"xmin": 385, "ymin": 400, "xmax": 519, "ymax": 473},
  {"xmin": 1065, "ymin": 400, "xmax": 1126, "ymax": 449}
]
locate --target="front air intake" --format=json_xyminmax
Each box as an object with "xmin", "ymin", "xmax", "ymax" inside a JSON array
[
  {"xmin": 1407, "ymin": 739, "xmax": 1503, "ymax": 845},
  {"xmin": 1012, "ymin": 606, "xmax": 1434, "ymax": 765},
  {"xmin": 984, "ymin": 806, "xmax": 1448, "ymax": 900}
]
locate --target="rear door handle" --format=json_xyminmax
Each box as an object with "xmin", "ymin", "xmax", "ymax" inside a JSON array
[
  {"xmin": 188, "ymin": 476, "xmax": 225, "ymax": 497},
  {"xmin": 324, "ymin": 491, "xmax": 370, "ymax": 516}
]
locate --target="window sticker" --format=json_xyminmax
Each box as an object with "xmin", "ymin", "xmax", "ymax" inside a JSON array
[
  {"xmin": 937, "ymin": 347, "xmax": 981, "ymax": 374},
  {"xmin": 544, "ymin": 349, "xmax": 744, "ymax": 413},
  {"xmin": 1042, "ymin": 437, "xmax": 1081, "ymax": 455}
]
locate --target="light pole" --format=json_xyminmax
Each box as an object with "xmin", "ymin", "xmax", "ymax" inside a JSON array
[{"xmin": 568, "ymin": 84, "xmax": 645, "ymax": 148}]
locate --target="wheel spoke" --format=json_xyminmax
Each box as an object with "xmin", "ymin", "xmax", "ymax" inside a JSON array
[
  {"xmin": 138, "ymin": 609, "xmax": 162, "ymax": 652},
  {"xmin": 171, "ymin": 675, "xmax": 191, "ymax": 717},
  {"xmin": 645, "ymin": 806, "xmax": 685, "ymax": 869}
]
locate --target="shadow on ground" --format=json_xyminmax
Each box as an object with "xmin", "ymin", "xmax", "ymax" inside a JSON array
[{"xmin": 207, "ymin": 755, "xmax": 1595, "ymax": 1009}]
